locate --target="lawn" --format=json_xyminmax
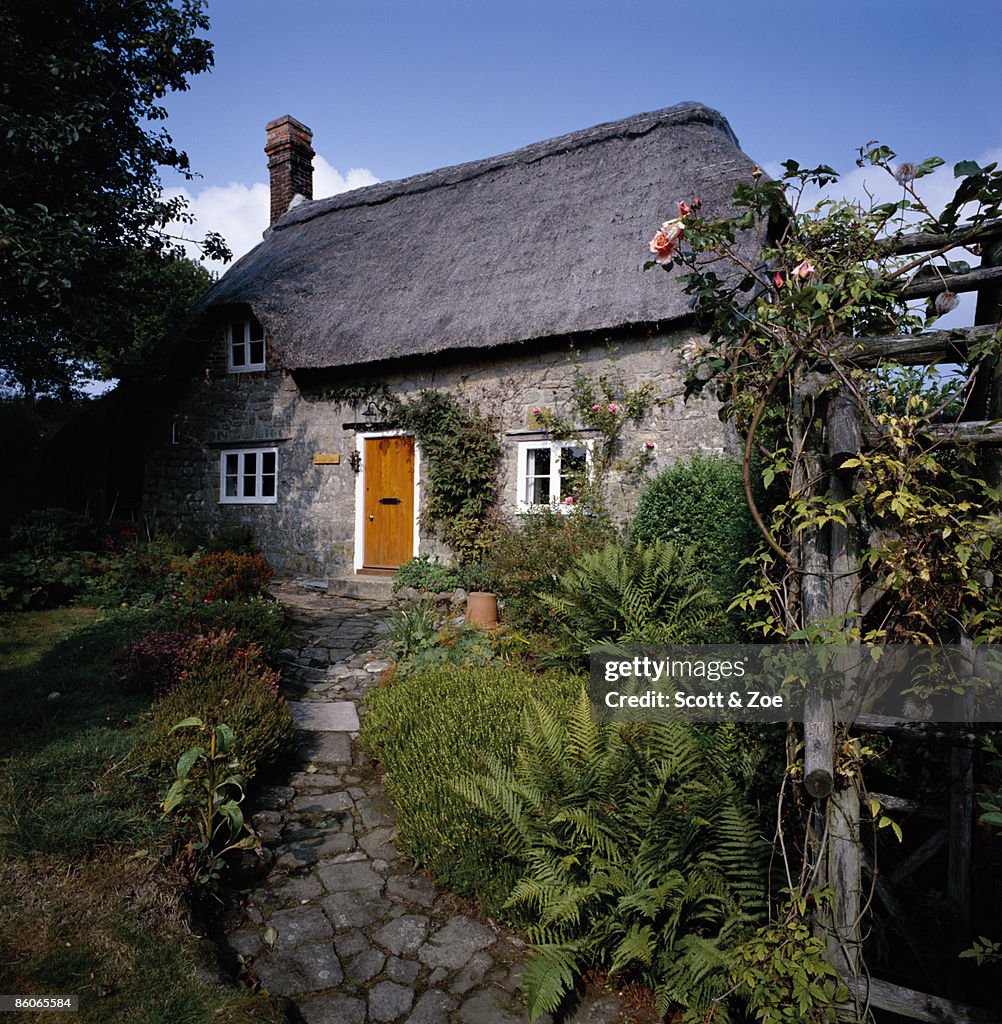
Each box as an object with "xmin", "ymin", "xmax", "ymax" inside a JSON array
[{"xmin": 0, "ymin": 607, "xmax": 288, "ymax": 1023}]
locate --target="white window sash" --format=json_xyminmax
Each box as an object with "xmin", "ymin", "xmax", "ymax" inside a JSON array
[
  {"xmin": 515, "ymin": 439, "xmax": 593, "ymax": 513},
  {"xmin": 226, "ymin": 319, "xmax": 266, "ymax": 373},
  {"xmin": 219, "ymin": 448, "xmax": 278, "ymax": 504}
]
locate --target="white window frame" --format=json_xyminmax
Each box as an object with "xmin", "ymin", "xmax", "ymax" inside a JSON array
[
  {"xmin": 226, "ymin": 318, "xmax": 266, "ymax": 372},
  {"xmin": 219, "ymin": 448, "xmax": 279, "ymax": 504},
  {"xmin": 515, "ymin": 439, "xmax": 593, "ymax": 513}
]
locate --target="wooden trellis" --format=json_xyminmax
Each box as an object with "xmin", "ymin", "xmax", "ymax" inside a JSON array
[{"xmin": 799, "ymin": 218, "xmax": 1002, "ymax": 1023}]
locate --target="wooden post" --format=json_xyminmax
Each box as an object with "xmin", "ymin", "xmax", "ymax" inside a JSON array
[{"xmin": 827, "ymin": 385, "xmax": 863, "ymax": 983}]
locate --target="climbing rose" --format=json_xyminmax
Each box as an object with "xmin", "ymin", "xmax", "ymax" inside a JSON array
[
  {"xmin": 677, "ymin": 199, "xmax": 692, "ymax": 216},
  {"xmin": 774, "ymin": 272, "xmax": 784, "ymax": 288},
  {"xmin": 592, "ymin": 404, "xmax": 601, "ymax": 412},
  {"xmin": 607, "ymin": 402, "xmax": 619, "ymax": 413},
  {"xmin": 533, "ymin": 406, "xmax": 541, "ymax": 414},
  {"xmin": 645, "ymin": 441, "xmax": 656, "ymax": 450},
  {"xmin": 792, "ymin": 259, "xmax": 816, "ymax": 279},
  {"xmin": 564, "ymin": 495, "xmax": 575, "ymax": 505},
  {"xmin": 649, "ymin": 217, "xmax": 685, "ymax": 264}
]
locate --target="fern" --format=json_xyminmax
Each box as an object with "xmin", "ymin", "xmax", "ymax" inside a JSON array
[
  {"xmin": 539, "ymin": 539, "xmax": 727, "ymax": 665},
  {"xmin": 452, "ymin": 688, "xmax": 767, "ymax": 1020}
]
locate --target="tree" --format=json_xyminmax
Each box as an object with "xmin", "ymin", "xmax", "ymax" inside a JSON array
[{"xmin": 0, "ymin": 0, "xmax": 229, "ymax": 397}]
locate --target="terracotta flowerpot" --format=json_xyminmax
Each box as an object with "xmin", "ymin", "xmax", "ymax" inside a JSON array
[{"xmin": 465, "ymin": 591, "xmax": 499, "ymax": 629}]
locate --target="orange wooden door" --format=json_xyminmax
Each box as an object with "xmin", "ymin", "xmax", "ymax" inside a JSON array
[{"xmin": 363, "ymin": 436, "xmax": 415, "ymax": 570}]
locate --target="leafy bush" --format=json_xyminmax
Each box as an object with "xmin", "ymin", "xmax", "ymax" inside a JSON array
[
  {"xmin": 393, "ymin": 555, "xmax": 466, "ymax": 593},
  {"xmin": 631, "ymin": 454, "xmax": 755, "ymax": 604},
  {"xmin": 143, "ymin": 630, "xmax": 296, "ymax": 783},
  {"xmin": 540, "ymin": 539, "xmax": 727, "ymax": 665},
  {"xmin": 455, "ymin": 690, "xmax": 766, "ymax": 1021},
  {"xmin": 488, "ymin": 509, "xmax": 616, "ymax": 630},
  {"xmin": 8, "ymin": 507, "xmax": 97, "ymax": 557},
  {"xmin": 360, "ymin": 663, "xmax": 581, "ymax": 907},
  {"xmin": 389, "ymin": 602, "xmax": 440, "ymax": 660},
  {"xmin": 119, "ymin": 629, "xmax": 198, "ymax": 696},
  {"xmin": 182, "ymin": 595, "xmax": 290, "ymax": 666},
  {"xmin": 0, "ymin": 551, "xmax": 94, "ymax": 611},
  {"xmin": 176, "ymin": 551, "xmax": 274, "ymax": 604}
]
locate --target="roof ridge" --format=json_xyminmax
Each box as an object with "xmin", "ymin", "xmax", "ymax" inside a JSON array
[{"xmin": 270, "ymin": 101, "xmax": 736, "ymax": 232}]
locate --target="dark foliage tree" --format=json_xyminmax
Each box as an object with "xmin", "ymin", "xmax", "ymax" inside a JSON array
[{"xmin": 0, "ymin": 0, "xmax": 228, "ymax": 397}]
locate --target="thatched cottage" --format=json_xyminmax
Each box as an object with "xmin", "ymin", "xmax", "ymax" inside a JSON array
[{"xmin": 143, "ymin": 103, "xmax": 757, "ymax": 578}]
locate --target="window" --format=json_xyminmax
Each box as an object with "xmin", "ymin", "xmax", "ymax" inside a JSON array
[
  {"xmin": 227, "ymin": 317, "xmax": 266, "ymax": 372},
  {"xmin": 516, "ymin": 440, "xmax": 592, "ymax": 511},
  {"xmin": 219, "ymin": 448, "xmax": 278, "ymax": 504}
]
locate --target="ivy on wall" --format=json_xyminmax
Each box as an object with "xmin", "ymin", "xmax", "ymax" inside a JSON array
[{"xmin": 387, "ymin": 390, "xmax": 502, "ymax": 562}]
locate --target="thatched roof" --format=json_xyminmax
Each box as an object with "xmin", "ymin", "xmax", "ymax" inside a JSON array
[{"xmin": 200, "ymin": 102, "xmax": 757, "ymax": 371}]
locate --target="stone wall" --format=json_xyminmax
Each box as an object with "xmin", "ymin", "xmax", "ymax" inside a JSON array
[{"xmin": 143, "ymin": 326, "xmax": 732, "ymax": 576}]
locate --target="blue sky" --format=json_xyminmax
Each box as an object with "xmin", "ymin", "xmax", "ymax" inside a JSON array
[{"xmin": 161, "ymin": 0, "xmax": 1002, "ymax": 267}]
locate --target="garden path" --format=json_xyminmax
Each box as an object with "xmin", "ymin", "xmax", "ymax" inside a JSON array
[{"xmin": 225, "ymin": 579, "xmax": 628, "ymax": 1024}]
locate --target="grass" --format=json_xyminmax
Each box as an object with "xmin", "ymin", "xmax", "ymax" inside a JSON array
[{"xmin": 0, "ymin": 607, "xmax": 288, "ymax": 1024}]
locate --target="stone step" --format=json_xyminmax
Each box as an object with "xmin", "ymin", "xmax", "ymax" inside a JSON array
[{"xmin": 328, "ymin": 575, "xmax": 395, "ymax": 602}]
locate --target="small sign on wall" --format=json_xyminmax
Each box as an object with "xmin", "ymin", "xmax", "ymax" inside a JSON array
[{"xmin": 313, "ymin": 453, "xmax": 341, "ymax": 465}]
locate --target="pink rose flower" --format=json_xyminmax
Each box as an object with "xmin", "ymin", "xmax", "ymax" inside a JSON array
[
  {"xmin": 774, "ymin": 272, "xmax": 784, "ymax": 288},
  {"xmin": 691, "ymin": 195, "xmax": 702, "ymax": 210},
  {"xmin": 649, "ymin": 217, "xmax": 685, "ymax": 264},
  {"xmin": 792, "ymin": 259, "xmax": 815, "ymax": 279},
  {"xmin": 592, "ymin": 404, "xmax": 601, "ymax": 412},
  {"xmin": 533, "ymin": 407, "xmax": 541, "ymax": 415},
  {"xmin": 608, "ymin": 402, "xmax": 619, "ymax": 413},
  {"xmin": 677, "ymin": 200, "xmax": 691, "ymax": 216},
  {"xmin": 645, "ymin": 441, "xmax": 655, "ymax": 450},
  {"xmin": 564, "ymin": 495, "xmax": 575, "ymax": 505}
]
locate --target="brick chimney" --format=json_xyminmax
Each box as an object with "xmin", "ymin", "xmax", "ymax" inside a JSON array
[{"xmin": 265, "ymin": 115, "xmax": 315, "ymax": 225}]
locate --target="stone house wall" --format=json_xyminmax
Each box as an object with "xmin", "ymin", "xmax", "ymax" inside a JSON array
[{"xmin": 144, "ymin": 326, "xmax": 731, "ymax": 576}]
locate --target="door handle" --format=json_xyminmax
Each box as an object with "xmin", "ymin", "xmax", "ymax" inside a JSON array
[{"xmin": 368, "ymin": 515, "xmax": 375, "ymax": 521}]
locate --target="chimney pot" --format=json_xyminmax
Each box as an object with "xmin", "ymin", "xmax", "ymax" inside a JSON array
[{"xmin": 265, "ymin": 115, "xmax": 314, "ymax": 226}]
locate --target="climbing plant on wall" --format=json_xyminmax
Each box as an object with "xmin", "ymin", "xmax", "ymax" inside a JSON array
[{"xmin": 388, "ymin": 389, "xmax": 503, "ymax": 562}]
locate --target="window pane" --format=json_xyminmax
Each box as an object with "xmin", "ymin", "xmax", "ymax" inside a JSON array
[
  {"xmin": 527, "ymin": 447, "xmax": 550, "ymax": 475},
  {"xmin": 528, "ymin": 476, "xmax": 550, "ymax": 505},
  {"xmin": 225, "ymin": 453, "xmax": 239, "ymax": 475},
  {"xmin": 249, "ymin": 319, "xmax": 264, "ymax": 341},
  {"xmin": 224, "ymin": 475, "xmax": 238, "ymax": 497},
  {"xmin": 231, "ymin": 340, "xmax": 246, "ymax": 366},
  {"xmin": 261, "ymin": 474, "xmax": 276, "ymax": 497},
  {"xmin": 560, "ymin": 446, "xmax": 588, "ymax": 497},
  {"xmin": 262, "ymin": 452, "xmax": 276, "ymax": 474},
  {"xmin": 248, "ymin": 339, "xmax": 265, "ymax": 365}
]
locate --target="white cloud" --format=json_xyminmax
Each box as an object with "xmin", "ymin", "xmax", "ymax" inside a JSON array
[{"xmin": 164, "ymin": 154, "xmax": 379, "ymax": 275}]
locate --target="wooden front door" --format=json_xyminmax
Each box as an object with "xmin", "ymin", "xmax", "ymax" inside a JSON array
[{"xmin": 362, "ymin": 436, "xmax": 415, "ymax": 571}]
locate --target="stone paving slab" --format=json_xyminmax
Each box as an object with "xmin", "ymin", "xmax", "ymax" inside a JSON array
[
  {"xmin": 288, "ymin": 701, "xmax": 360, "ymax": 732},
  {"xmin": 230, "ymin": 579, "xmax": 632, "ymax": 1024}
]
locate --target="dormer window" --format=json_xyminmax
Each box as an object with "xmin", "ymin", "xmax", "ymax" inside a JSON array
[{"xmin": 227, "ymin": 317, "xmax": 266, "ymax": 372}]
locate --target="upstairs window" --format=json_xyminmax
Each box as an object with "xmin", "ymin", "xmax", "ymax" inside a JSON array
[
  {"xmin": 516, "ymin": 440, "xmax": 592, "ymax": 512},
  {"xmin": 227, "ymin": 317, "xmax": 266, "ymax": 372},
  {"xmin": 220, "ymin": 448, "xmax": 278, "ymax": 504}
]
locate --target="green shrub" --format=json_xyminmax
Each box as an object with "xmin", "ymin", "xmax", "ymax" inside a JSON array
[
  {"xmin": 0, "ymin": 550, "xmax": 94, "ymax": 611},
  {"xmin": 392, "ymin": 555, "xmax": 465, "ymax": 593},
  {"xmin": 630, "ymin": 454, "xmax": 755, "ymax": 604},
  {"xmin": 176, "ymin": 550, "xmax": 274, "ymax": 604},
  {"xmin": 183, "ymin": 595, "xmax": 290, "ymax": 665},
  {"xmin": 143, "ymin": 631, "xmax": 296, "ymax": 783},
  {"xmin": 360, "ymin": 664, "xmax": 581, "ymax": 908},
  {"xmin": 540, "ymin": 539, "xmax": 728, "ymax": 665},
  {"xmin": 489, "ymin": 509, "xmax": 616, "ymax": 630},
  {"xmin": 455, "ymin": 690, "xmax": 767, "ymax": 1021},
  {"xmin": 8, "ymin": 507, "xmax": 97, "ymax": 557}
]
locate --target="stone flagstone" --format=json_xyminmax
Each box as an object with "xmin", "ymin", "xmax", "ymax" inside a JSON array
[{"xmin": 288, "ymin": 700, "xmax": 360, "ymax": 732}]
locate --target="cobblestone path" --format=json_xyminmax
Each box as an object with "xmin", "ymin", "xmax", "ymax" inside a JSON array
[{"xmin": 226, "ymin": 580, "xmax": 627, "ymax": 1024}]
